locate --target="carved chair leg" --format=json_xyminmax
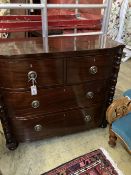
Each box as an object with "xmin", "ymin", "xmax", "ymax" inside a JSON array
[{"xmin": 108, "ymin": 128, "xmax": 117, "ymax": 147}]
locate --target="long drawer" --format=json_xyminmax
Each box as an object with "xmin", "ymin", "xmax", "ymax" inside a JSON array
[
  {"xmin": 66, "ymin": 55, "xmax": 113, "ymax": 84},
  {"xmin": 3, "ymin": 80, "xmax": 108, "ymax": 118},
  {"xmin": 10, "ymin": 105, "xmax": 103, "ymax": 142}
]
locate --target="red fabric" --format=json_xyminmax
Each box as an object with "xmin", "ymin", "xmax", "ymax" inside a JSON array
[
  {"xmin": 48, "ymin": 0, "xmax": 102, "ymax": 33},
  {"xmin": 48, "ymin": 0, "xmax": 103, "ymax": 15},
  {"xmin": 0, "ymin": 0, "xmax": 102, "ymax": 33}
]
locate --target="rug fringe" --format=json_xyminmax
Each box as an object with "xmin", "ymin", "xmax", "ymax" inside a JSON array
[{"xmin": 100, "ymin": 147, "xmax": 124, "ymax": 175}]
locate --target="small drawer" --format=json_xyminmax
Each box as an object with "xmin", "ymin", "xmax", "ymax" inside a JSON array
[
  {"xmin": 0, "ymin": 58, "xmax": 64, "ymax": 89},
  {"xmin": 3, "ymin": 80, "xmax": 108, "ymax": 118},
  {"xmin": 10, "ymin": 105, "xmax": 103, "ymax": 142},
  {"xmin": 66, "ymin": 55, "xmax": 113, "ymax": 84}
]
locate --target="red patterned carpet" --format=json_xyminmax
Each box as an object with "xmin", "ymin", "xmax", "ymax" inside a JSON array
[{"xmin": 42, "ymin": 149, "xmax": 123, "ymax": 175}]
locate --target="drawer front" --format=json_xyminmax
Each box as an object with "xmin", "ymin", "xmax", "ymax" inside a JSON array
[
  {"xmin": 3, "ymin": 80, "xmax": 108, "ymax": 117},
  {"xmin": 11, "ymin": 105, "xmax": 103, "ymax": 142},
  {"xmin": 66, "ymin": 55, "xmax": 113, "ymax": 84},
  {"xmin": 0, "ymin": 58, "xmax": 64, "ymax": 89}
]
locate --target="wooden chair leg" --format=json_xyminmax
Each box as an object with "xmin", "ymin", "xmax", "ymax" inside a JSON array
[{"xmin": 108, "ymin": 128, "xmax": 117, "ymax": 147}]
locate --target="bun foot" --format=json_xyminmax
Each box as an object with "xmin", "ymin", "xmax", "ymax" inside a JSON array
[
  {"xmin": 100, "ymin": 120, "xmax": 107, "ymax": 128},
  {"xmin": 6, "ymin": 140, "xmax": 18, "ymax": 150}
]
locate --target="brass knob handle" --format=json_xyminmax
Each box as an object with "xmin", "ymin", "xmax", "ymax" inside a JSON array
[
  {"xmin": 32, "ymin": 100, "xmax": 40, "ymax": 108},
  {"xmin": 34, "ymin": 124, "xmax": 43, "ymax": 132},
  {"xmin": 28, "ymin": 71, "xmax": 37, "ymax": 80},
  {"xmin": 84, "ymin": 115, "xmax": 92, "ymax": 122},
  {"xmin": 86, "ymin": 92, "xmax": 94, "ymax": 99},
  {"xmin": 89, "ymin": 66, "xmax": 98, "ymax": 74}
]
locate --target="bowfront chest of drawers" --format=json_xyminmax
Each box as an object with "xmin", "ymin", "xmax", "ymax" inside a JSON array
[{"xmin": 0, "ymin": 35, "xmax": 124, "ymax": 150}]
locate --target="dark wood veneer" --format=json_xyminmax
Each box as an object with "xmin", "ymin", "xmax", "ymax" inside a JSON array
[
  {"xmin": 0, "ymin": 35, "xmax": 124, "ymax": 150},
  {"xmin": 11, "ymin": 105, "xmax": 103, "ymax": 142},
  {"xmin": 0, "ymin": 35, "xmax": 123, "ymax": 56},
  {"xmin": 3, "ymin": 80, "xmax": 108, "ymax": 118},
  {"xmin": 0, "ymin": 58, "xmax": 64, "ymax": 89},
  {"xmin": 66, "ymin": 55, "xmax": 113, "ymax": 84}
]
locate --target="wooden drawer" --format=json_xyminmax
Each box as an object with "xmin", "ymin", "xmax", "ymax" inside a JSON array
[
  {"xmin": 66, "ymin": 55, "xmax": 113, "ymax": 84},
  {"xmin": 0, "ymin": 58, "xmax": 64, "ymax": 89},
  {"xmin": 10, "ymin": 105, "xmax": 103, "ymax": 142},
  {"xmin": 3, "ymin": 80, "xmax": 108, "ymax": 117}
]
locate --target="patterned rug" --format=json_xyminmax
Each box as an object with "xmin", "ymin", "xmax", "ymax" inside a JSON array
[{"xmin": 42, "ymin": 149, "xmax": 123, "ymax": 175}]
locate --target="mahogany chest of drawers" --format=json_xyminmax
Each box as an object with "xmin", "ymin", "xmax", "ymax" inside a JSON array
[{"xmin": 0, "ymin": 35, "xmax": 124, "ymax": 150}]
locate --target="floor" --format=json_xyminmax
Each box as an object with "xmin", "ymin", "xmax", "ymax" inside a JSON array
[{"xmin": 0, "ymin": 59, "xmax": 131, "ymax": 175}]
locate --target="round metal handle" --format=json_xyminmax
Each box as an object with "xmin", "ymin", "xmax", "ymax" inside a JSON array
[
  {"xmin": 34, "ymin": 124, "xmax": 43, "ymax": 132},
  {"xmin": 28, "ymin": 71, "xmax": 37, "ymax": 80},
  {"xmin": 32, "ymin": 100, "xmax": 40, "ymax": 108},
  {"xmin": 86, "ymin": 92, "xmax": 94, "ymax": 99},
  {"xmin": 84, "ymin": 115, "xmax": 92, "ymax": 122},
  {"xmin": 89, "ymin": 66, "xmax": 98, "ymax": 75}
]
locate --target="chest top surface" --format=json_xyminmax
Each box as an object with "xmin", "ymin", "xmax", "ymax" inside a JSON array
[{"xmin": 0, "ymin": 35, "xmax": 124, "ymax": 57}]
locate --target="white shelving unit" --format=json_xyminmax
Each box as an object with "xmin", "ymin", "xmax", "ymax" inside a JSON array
[{"xmin": 0, "ymin": 0, "xmax": 112, "ymax": 51}]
